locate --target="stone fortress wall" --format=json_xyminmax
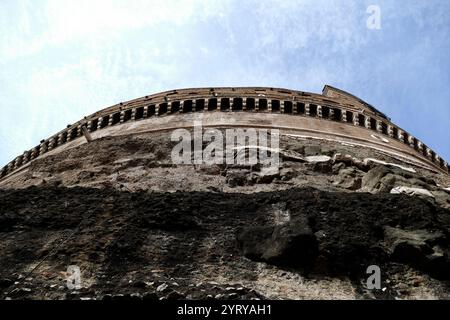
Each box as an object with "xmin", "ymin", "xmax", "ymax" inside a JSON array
[{"xmin": 1, "ymin": 85, "xmax": 448, "ymax": 182}]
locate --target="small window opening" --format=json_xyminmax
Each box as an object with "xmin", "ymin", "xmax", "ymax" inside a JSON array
[
  {"xmin": 220, "ymin": 98, "xmax": 230, "ymax": 111},
  {"xmin": 90, "ymin": 119, "xmax": 98, "ymax": 132},
  {"xmin": 381, "ymin": 122, "xmax": 388, "ymax": 135},
  {"xmin": 346, "ymin": 111, "xmax": 353, "ymax": 123},
  {"xmin": 284, "ymin": 101, "xmax": 293, "ymax": 114},
  {"xmin": 111, "ymin": 113, "xmax": 120, "ymax": 125},
  {"xmin": 309, "ymin": 104, "xmax": 318, "ymax": 116},
  {"xmin": 124, "ymin": 110, "xmax": 132, "ymax": 122},
  {"xmin": 259, "ymin": 99, "xmax": 268, "ymax": 111},
  {"xmin": 196, "ymin": 99, "xmax": 205, "ymax": 112},
  {"xmin": 208, "ymin": 98, "xmax": 217, "ymax": 111},
  {"xmin": 183, "ymin": 100, "xmax": 193, "ymax": 113},
  {"xmin": 271, "ymin": 100, "xmax": 280, "ymax": 112},
  {"xmin": 135, "ymin": 107, "xmax": 144, "ymax": 119},
  {"xmin": 246, "ymin": 98, "xmax": 255, "ymax": 111},
  {"xmin": 148, "ymin": 105, "xmax": 156, "ymax": 117},
  {"xmin": 322, "ymin": 106, "xmax": 330, "ymax": 118},
  {"xmin": 358, "ymin": 114, "xmax": 365, "ymax": 127},
  {"xmin": 171, "ymin": 101, "xmax": 180, "ymax": 113},
  {"xmin": 159, "ymin": 103, "xmax": 168, "ymax": 115},
  {"xmin": 332, "ymin": 108, "xmax": 342, "ymax": 121},
  {"xmin": 369, "ymin": 118, "xmax": 377, "ymax": 130},
  {"xmin": 233, "ymin": 98, "xmax": 243, "ymax": 111}
]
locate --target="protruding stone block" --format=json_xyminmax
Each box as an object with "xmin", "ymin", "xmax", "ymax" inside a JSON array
[
  {"xmin": 353, "ymin": 114, "xmax": 359, "ymax": 126},
  {"xmin": 31, "ymin": 147, "xmax": 39, "ymax": 159},
  {"xmin": 364, "ymin": 117, "xmax": 371, "ymax": 129},
  {"xmin": 39, "ymin": 141, "xmax": 48, "ymax": 154},
  {"xmin": 408, "ymin": 135, "xmax": 415, "ymax": 148},
  {"xmin": 48, "ymin": 138, "xmax": 56, "ymax": 150},
  {"xmin": 292, "ymin": 102, "xmax": 298, "ymax": 114},
  {"xmin": 14, "ymin": 156, "xmax": 23, "ymax": 169},
  {"xmin": 97, "ymin": 118, "xmax": 103, "ymax": 130},
  {"xmin": 22, "ymin": 151, "xmax": 31, "ymax": 164},
  {"xmin": 329, "ymin": 108, "xmax": 335, "ymax": 120},
  {"xmin": 376, "ymin": 120, "xmax": 383, "ymax": 133},
  {"xmin": 179, "ymin": 101, "xmax": 184, "ymax": 113},
  {"xmin": 67, "ymin": 129, "xmax": 75, "ymax": 141},
  {"xmin": 317, "ymin": 105, "xmax": 322, "ymax": 118},
  {"xmin": 417, "ymin": 141, "xmax": 424, "ymax": 152},
  {"xmin": 242, "ymin": 97, "xmax": 247, "ymax": 111},
  {"xmin": 7, "ymin": 162, "xmax": 14, "ymax": 174},
  {"xmin": 387, "ymin": 125, "xmax": 394, "ymax": 137},
  {"xmin": 57, "ymin": 133, "xmax": 63, "ymax": 146},
  {"xmin": 81, "ymin": 126, "xmax": 93, "ymax": 143}
]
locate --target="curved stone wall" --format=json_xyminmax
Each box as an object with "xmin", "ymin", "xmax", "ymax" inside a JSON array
[{"xmin": 1, "ymin": 86, "xmax": 448, "ymax": 180}]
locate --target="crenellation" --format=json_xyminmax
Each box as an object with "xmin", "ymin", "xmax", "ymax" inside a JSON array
[
  {"xmin": 48, "ymin": 137, "xmax": 57, "ymax": 150},
  {"xmin": 1, "ymin": 86, "xmax": 448, "ymax": 179},
  {"xmin": 39, "ymin": 141, "xmax": 48, "ymax": 154},
  {"xmin": 13, "ymin": 156, "xmax": 23, "ymax": 169}
]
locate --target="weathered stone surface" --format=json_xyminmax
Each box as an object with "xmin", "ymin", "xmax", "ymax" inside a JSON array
[
  {"xmin": 364, "ymin": 158, "xmax": 416, "ymax": 173},
  {"xmin": 0, "ymin": 83, "xmax": 449, "ymax": 301},
  {"xmin": 432, "ymin": 190, "xmax": 450, "ymax": 209},
  {"xmin": 361, "ymin": 165, "xmax": 436, "ymax": 193},
  {"xmin": 383, "ymin": 227, "xmax": 449, "ymax": 279},
  {"xmin": 390, "ymin": 186, "xmax": 434, "ymax": 198},
  {"xmin": 333, "ymin": 167, "xmax": 364, "ymax": 190},
  {"xmin": 237, "ymin": 216, "xmax": 318, "ymax": 267},
  {"xmin": 225, "ymin": 170, "xmax": 250, "ymax": 187},
  {"xmin": 305, "ymin": 155, "xmax": 331, "ymax": 163}
]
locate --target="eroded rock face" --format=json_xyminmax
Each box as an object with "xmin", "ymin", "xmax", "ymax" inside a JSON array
[
  {"xmin": 237, "ymin": 215, "xmax": 318, "ymax": 267},
  {"xmin": 383, "ymin": 227, "xmax": 449, "ymax": 279},
  {"xmin": 3, "ymin": 185, "xmax": 449, "ymax": 300},
  {"xmin": 332, "ymin": 167, "xmax": 364, "ymax": 190},
  {"xmin": 1, "ymin": 132, "xmax": 450, "ymax": 300},
  {"xmin": 361, "ymin": 165, "xmax": 437, "ymax": 193}
]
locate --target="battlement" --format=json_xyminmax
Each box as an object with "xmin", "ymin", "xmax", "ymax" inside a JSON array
[{"xmin": 1, "ymin": 85, "xmax": 448, "ymax": 181}]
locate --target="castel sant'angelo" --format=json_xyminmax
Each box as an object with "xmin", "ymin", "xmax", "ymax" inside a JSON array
[{"xmin": 0, "ymin": 86, "xmax": 449, "ymax": 300}]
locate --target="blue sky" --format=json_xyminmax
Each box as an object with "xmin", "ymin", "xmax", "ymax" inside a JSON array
[{"xmin": 1, "ymin": 0, "xmax": 449, "ymax": 167}]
